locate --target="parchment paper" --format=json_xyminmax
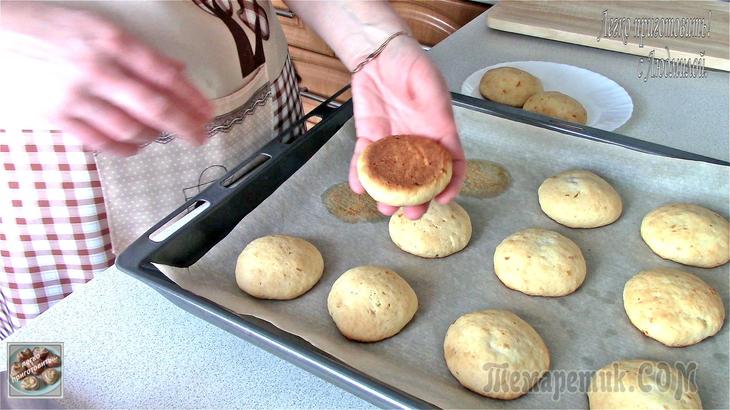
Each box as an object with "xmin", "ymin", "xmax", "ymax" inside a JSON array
[{"xmin": 157, "ymin": 106, "xmax": 729, "ymax": 409}]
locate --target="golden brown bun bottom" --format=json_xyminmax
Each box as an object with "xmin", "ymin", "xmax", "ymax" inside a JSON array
[{"xmin": 357, "ymin": 135, "xmax": 452, "ymax": 206}]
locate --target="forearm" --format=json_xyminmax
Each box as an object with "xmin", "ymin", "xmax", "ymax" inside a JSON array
[{"xmin": 284, "ymin": 0, "xmax": 409, "ymax": 71}]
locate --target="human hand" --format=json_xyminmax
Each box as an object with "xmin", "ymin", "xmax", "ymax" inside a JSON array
[
  {"xmin": 0, "ymin": 3, "xmax": 212, "ymax": 155},
  {"xmin": 349, "ymin": 35, "xmax": 465, "ymax": 219}
]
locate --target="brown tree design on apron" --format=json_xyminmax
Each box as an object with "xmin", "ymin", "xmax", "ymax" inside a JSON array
[{"xmin": 193, "ymin": 0, "xmax": 270, "ymax": 78}]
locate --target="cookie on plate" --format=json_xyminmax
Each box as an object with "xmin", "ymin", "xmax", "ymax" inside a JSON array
[
  {"xmin": 41, "ymin": 368, "xmax": 60, "ymax": 384},
  {"xmin": 479, "ymin": 67, "xmax": 543, "ymax": 107},
  {"xmin": 9, "ymin": 362, "xmax": 25, "ymax": 379},
  {"xmin": 523, "ymin": 91, "xmax": 587, "ymax": 124},
  {"xmin": 20, "ymin": 375, "xmax": 40, "ymax": 391}
]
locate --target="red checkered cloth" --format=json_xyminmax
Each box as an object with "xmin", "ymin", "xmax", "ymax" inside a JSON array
[
  {"xmin": 0, "ymin": 131, "xmax": 113, "ymax": 339},
  {"xmin": 275, "ymin": 56, "xmax": 304, "ymax": 142},
  {"xmin": 0, "ymin": 56, "xmax": 303, "ymax": 339}
]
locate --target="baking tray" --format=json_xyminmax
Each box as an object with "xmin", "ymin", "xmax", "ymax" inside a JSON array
[{"xmin": 116, "ymin": 89, "xmax": 728, "ymax": 409}]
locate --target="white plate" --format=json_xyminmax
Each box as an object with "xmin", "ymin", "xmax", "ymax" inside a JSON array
[{"xmin": 461, "ymin": 61, "xmax": 633, "ymax": 131}]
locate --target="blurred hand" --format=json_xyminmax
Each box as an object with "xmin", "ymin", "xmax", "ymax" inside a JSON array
[
  {"xmin": 349, "ymin": 35, "xmax": 465, "ymax": 219},
  {"xmin": 1, "ymin": 3, "xmax": 212, "ymax": 155}
]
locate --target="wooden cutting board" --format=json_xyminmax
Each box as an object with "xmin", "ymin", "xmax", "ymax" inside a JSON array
[{"xmin": 486, "ymin": 1, "xmax": 729, "ymax": 71}]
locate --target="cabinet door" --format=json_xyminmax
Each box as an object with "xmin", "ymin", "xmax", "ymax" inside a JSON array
[
  {"xmin": 271, "ymin": 0, "xmax": 288, "ymax": 11},
  {"xmin": 275, "ymin": 8, "xmax": 337, "ymax": 57},
  {"xmin": 390, "ymin": 0, "xmax": 488, "ymax": 46},
  {"xmin": 274, "ymin": 0, "xmax": 487, "ymax": 49},
  {"xmin": 288, "ymin": 46, "xmax": 352, "ymax": 103}
]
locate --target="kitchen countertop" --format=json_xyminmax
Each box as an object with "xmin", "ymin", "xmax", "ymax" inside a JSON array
[
  {"xmin": 430, "ymin": 9, "xmax": 730, "ymax": 162},
  {"xmin": 0, "ymin": 267, "xmax": 374, "ymax": 409},
  {"xmin": 3, "ymin": 8, "xmax": 729, "ymax": 410}
]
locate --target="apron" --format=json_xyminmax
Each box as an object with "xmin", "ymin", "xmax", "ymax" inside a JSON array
[{"xmin": 0, "ymin": 0, "xmax": 303, "ymax": 338}]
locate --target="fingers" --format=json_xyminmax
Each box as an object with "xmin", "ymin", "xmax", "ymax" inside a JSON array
[
  {"xmin": 438, "ymin": 131, "xmax": 465, "ymax": 203},
  {"xmin": 84, "ymin": 58, "xmax": 207, "ymax": 145},
  {"xmin": 377, "ymin": 202, "xmax": 399, "ymax": 216},
  {"xmin": 10, "ymin": 6, "xmax": 211, "ymax": 154},
  {"xmin": 436, "ymin": 158, "xmax": 466, "ymax": 204},
  {"xmin": 102, "ymin": 34, "xmax": 213, "ymax": 120},
  {"xmin": 96, "ymin": 30, "xmax": 212, "ymax": 119},
  {"xmin": 348, "ymin": 137, "xmax": 372, "ymax": 194},
  {"xmin": 376, "ymin": 202, "xmax": 429, "ymax": 219},
  {"xmin": 68, "ymin": 91, "xmax": 158, "ymax": 145},
  {"xmin": 402, "ymin": 203, "xmax": 430, "ymax": 220},
  {"xmin": 55, "ymin": 116, "xmax": 138, "ymax": 156},
  {"xmin": 350, "ymin": 43, "xmax": 465, "ymax": 212},
  {"xmin": 435, "ymin": 132, "xmax": 466, "ymax": 203},
  {"xmin": 348, "ymin": 162, "xmax": 365, "ymax": 194}
]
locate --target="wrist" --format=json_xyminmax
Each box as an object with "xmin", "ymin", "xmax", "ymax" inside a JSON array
[
  {"xmin": 340, "ymin": 24, "xmax": 412, "ymax": 72},
  {"xmin": 350, "ymin": 33, "xmax": 424, "ymax": 78},
  {"xmin": 350, "ymin": 31, "xmax": 411, "ymax": 74},
  {"xmin": 288, "ymin": 0, "xmax": 409, "ymax": 72}
]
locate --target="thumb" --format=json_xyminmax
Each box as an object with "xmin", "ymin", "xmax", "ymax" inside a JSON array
[{"xmin": 348, "ymin": 137, "xmax": 371, "ymax": 194}]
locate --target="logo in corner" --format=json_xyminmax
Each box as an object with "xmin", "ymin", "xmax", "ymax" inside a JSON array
[{"xmin": 7, "ymin": 342, "xmax": 63, "ymax": 399}]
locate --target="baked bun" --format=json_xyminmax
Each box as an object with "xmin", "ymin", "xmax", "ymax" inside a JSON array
[
  {"xmin": 444, "ymin": 309, "xmax": 550, "ymax": 400},
  {"xmin": 16, "ymin": 348, "xmax": 32, "ymax": 363},
  {"xmin": 623, "ymin": 268, "xmax": 725, "ymax": 347},
  {"xmin": 523, "ymin": 91, "xmax": 588, "ymax": 124},
  {"xmin": 357, "ymin": 135, "xmax": 452, "ymax": 206},
  {"xmin": 389, "ymin": 201, "xmax": 472, "ymax": 258},
  {"xmin": 235, "ymin": 235, "xmax": 324, "ymax": 300},
  {"xmin": 21, "ymin": 375, "xmax": 40, "ymax": 391},
  {"xmin": 538, "ymin": 169, "xmax": 622, "ymax": 228},
  {"xmin": 479, "ymin": 67, "xmax": 543, "ymax": 107},
  {"xmin": 493, "ymin": 228, "xmax": 586, "ymax": 297},
  {"xmin": 10, "ymin": 362, "xmax": 25, "ymax": 378},
  {"xmin": 41, "ymin": 368, "xmax": 60, "ymax": 384},
  {"xmin": 327, "ymin": 266, "xmax": 418, "ymax": 342},
  {"xmin": 589, "ymin": 360, "xmax": 703, "ymax": 409},
  {"xmin": 641, "ymin": 203, "xmax": 729, "ymax": 268}
]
